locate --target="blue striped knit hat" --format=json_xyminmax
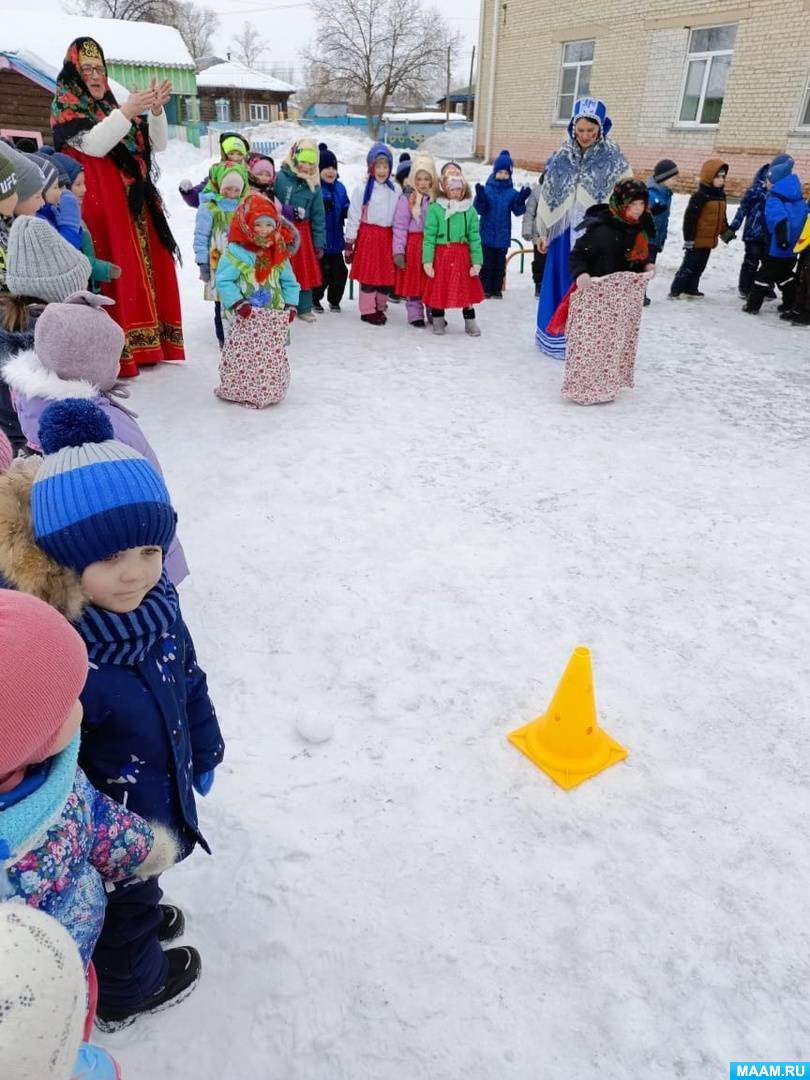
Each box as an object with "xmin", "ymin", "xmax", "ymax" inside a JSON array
[{"xmin": 31, "ymin": 399, "xmax": 177, "ymax": 573}]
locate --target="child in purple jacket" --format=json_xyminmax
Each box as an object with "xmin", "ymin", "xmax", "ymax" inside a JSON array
[{"xmin": 392, "ymin": 153, "xmax": 438, "ymax": 327}]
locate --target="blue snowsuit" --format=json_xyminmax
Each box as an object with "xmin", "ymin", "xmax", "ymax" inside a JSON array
[
  {"xmin": 314, "ymin": 177, "xmax": 350, "ymax": 308},
  {"xmin": 645, "ymin": 179, "xmax": 673, "ymax": 259},
  {"xmin": 728, "ymin": 164, "xmax": 770, "ymax": 295},
  {"xmin": 473, "ymin": 151, "xmax": 530, "ymax": 296},
  {"xmin": 746, "ymin": 172, "xmax": 809, "ymax": 312},
  {"xmin": 79, "ymin": 598, "xmax": 224, "ymax": 1011}
]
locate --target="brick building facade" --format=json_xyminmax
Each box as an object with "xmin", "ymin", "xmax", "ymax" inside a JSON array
[{"xmin": 474, "ymin": 0, "xmax": 810, "ymax": 193}]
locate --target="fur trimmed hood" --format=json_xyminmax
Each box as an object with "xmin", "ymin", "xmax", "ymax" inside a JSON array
[
  {"xmin": 0, "ymin": 457, "xmax": 86, "ymax": 621},
  {"xmin": 2, "ymin": 347, "xmax": 100, "ymax": 402}
]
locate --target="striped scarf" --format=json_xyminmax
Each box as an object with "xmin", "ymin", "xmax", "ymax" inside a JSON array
[{"xmin": 76, "ymin": 572, "xmax": 178, "ymax": 665}]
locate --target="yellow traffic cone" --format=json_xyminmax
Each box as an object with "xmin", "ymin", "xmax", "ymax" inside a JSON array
[{"xmin": 508, "ymin": 646, "xmax": 627, "ymax": 789}]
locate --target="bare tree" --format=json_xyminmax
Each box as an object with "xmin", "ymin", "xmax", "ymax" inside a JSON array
[
  {"xmin": 230, "ymin": 21, "xmax": 269, "ymax": 69},
  {"xmin": 168, "ymin": 1, "xmax": 219, "ymax": 63},
  {"xmin": 65, "ymin": 0, "xmax": 174, "ymax": 20},
  {"xmin": 303, "ymin": 0, "xmax": 459, "ymax": 136}
]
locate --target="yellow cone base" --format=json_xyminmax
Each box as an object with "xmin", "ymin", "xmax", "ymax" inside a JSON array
[
  {"xmin": 508, "ymin": 646, "xmax": 628, "ymax": 790},
  {"xmin": 508, "ymin": 723, "xmax": 627, "ymax": 789}
]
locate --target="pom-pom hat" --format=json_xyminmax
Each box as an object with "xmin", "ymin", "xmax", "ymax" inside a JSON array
[
  {"xmin": 318, "ymin": 143, "xmax": 337, "ymax": 171},
  {"xmin": 31, "ymin": 399, "xmax": 176, "ymax": 573},
  {"xmin": 492, "ymin": 149, "xmax": 513, "ymax": 175}
]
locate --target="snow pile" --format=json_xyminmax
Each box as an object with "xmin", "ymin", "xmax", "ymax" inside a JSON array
[
  {"xmin": 100, "ymin": 141, "xmax": 810, "ymax": 1080},
  {"xmin": 419, "ymin": 122, "xmax": 475, "ymax": 159}
]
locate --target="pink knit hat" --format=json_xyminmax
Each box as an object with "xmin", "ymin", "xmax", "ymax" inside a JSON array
[
  {"xmin": 0, "ymin": 591, "xmax": 88, "ymax": 787},
  {"xmin": 0, "ymin": 431, "xmax": 12, "ymax": 474},
  {"xmin": 33, "ymin": 291, "xmax": 125, "ymax": 393}
]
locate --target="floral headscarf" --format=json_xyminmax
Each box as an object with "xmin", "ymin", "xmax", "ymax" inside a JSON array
[
  {"xmin": 50, "ymin": 37, "xmax": 179, "ymax": 260},
  {"xmin": 228, "ymin": 193, "xmax": 296, "ymax": 281}
]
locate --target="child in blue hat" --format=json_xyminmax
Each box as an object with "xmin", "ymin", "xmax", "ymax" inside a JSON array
[
  {"xmin": 473, "ymin": 149, "xmax": 531, "ymax": 298},
  {"xmin": 0, "ymin": 398, "xmax": 225, "ymax": 1031}
]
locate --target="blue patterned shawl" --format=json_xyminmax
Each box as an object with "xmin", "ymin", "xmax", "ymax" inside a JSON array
[{"xmin": 539, "ymin": 136, "xmax": 630, "ymax": 243}]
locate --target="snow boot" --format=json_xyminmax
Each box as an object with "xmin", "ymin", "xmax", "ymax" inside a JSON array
[
  {"xmin": 95, "ymin": 947, "xmax": 201, "ymax": 1033},
  {"xmin": 298, "ymin": 311, "xmax": 317, "ymax": 323},
  {"xmin": 684, "ymin": 290, "xmax": 705, "ymax": 299},
  {"xmin": 329, "ymin": 303, "xmax": 341, "ymax": 312},
  {"xmin": 464, "ymin": 316, "xmax": 481, "ymax": 337},
  {"xmin": 411, "ymin": 319, "xmax": 426, "ymax": 328},
  {"xmin": 312, "ymin": 301, "xmax": 324, "ymax": 313},
  {"xmin": 158, "ymin": 904, "xmax": 185, "ymax": 944},
  {"xmin": 361, "ymin": 312, "xmax": 385, "ymax": 326},
  {"xmin": 432, "ymin": 317, "xmax": 447, "ymax": 335}
]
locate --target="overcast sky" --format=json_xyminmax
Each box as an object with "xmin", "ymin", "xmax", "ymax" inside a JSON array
[{"xmin": 0, "ymin": 0, "xmax": 481, "ymax": 85}]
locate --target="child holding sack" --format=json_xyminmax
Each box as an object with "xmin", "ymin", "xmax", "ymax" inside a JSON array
[
  {"xmin": 2, "ymin": 289, "xmax": 189, "ymax": 585},
  {"xmin": 194, "ymin": 163, "xmax": 249, "ymax": 347},
  {"xmin": 215, "ymin": 193, "xmax": 300, "ymax": 408},
  {"xmin": 0, "ymin": 400, "xmax": 225, "ymax": 1029},
  {"xmin": 0, "ymin": 590, "xmax": 174, "ymax": 974},
  {"xmin": 562, "ymin": 178, "xmax": 655, "ymax": 405},
  {"xmin": 392, "ymin": 153, "xmax": 437, "ymax": 327},
  {"xmin": 422, "ymin": 165, "xmax": 484, "ymax": 336},
  {"xmin": 473, "ymin": 149, "xmax": 531, "ymax": 298},
  {"xmin": 275, "ymin": 139, "xmax": 325, "ymax": 322},
  {"xmin": 345, "ymin": 143, "xmax": 399, "ymax": 326}
]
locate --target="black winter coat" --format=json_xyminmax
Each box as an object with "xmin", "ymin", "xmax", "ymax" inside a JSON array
[{"xmin": 569, "ymin": 204, "xmax": 655, "ymax": 280}]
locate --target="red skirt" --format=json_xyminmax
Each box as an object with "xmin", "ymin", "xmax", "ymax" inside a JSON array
[
  {"xmin": 289, "ymin": 220, "xmax": 322, "ymax": 291},
  {"xmin": 422, "ymin": 242, "xmax": 485, "ymax": 310},
  {"xmin": 394, "ymin": 230, "xmax": 427, "ymax": 298},
  {"xmin": 350, "ymin": 223, "xmax": 395, "ymax": 287},
  {"xmin": 67, "ymin": 150, "xmax": 184, "ymax": 367}
]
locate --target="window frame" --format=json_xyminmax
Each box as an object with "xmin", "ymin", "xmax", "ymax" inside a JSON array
[
  {"xmin": 555, "ymin": 39, "xmax": 595, "ymax": 124},
  {"xmin": 249, "ymin": 102, "xmax": 271, "ymax": 122},
  {"xmin": 676, "ymin": 23, "xmax": 737, "ymax": 128},
  {"xmin": 798, "ymin": 72, "xmax": 810, "ymax": 129},
  {"xmin": 214, "ymin": 97, "xmax": 230, "ymax": 123}
]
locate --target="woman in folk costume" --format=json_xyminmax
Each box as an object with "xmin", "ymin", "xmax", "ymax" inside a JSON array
[
  {"xmin": 274, "ymin": 139, "xmax": 325, "ymax": 322},
  {"xmin": 215, "ymin": 194, "xmax": 300, "ymax": 409},
  {"xmin": 51, "ymin": 37, "xmax": 183, "ymax": 378},
  {"xmin": 534, "ymin": 97, "xmax": 631, "ymax": 358}
]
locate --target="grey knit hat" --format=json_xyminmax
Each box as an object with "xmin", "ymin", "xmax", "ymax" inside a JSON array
[
  {"xmin": 0, "ymin": 142, "xmax": 43, "ymax": 201},
  {"xmin": 31, "ymin": 154, "xmax": 59, "ymax": 196},
  {"xmin": 6, "ymin": 217, "xmax": 91, "ymax": 302}
]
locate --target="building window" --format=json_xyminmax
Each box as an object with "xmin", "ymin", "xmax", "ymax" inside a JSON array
[
  {"xmin": 678, "ymin": 24, "xmax": 737, "ymax": 126},
  {"xmin": 183, "ymin": 96, "xmax": 196, "ymax": 123},
  {"xmin": 557, "ymin": 40, "xmax": 594, "ymax": 122},
  {"xmin": 799, "ymin": 74, "xmax": 810, "ymax": 128},
  {"xmin": 455, "ymin": 102, "xmax": 465, "ymax": 114},
  {"xmin": 215, "ymin": 97, "xmax": 230, "ymax": 122},
  {"xmin": 249, "ymin": 103, "xmax": 270, "ymax": 121}
]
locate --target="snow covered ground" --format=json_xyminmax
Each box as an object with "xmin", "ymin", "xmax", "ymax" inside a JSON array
[{"xmin": 98, "ymin": 135, "xmax": 810, "ymax": 1079}]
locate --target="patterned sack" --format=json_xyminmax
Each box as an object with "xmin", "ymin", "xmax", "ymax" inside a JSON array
[
  {"xmin": 216, "ymin": 307, "xmax": 290, "ymax": 409},
  {"xmin": 562, "ymin": 271, "xmax": 647, "ymax": 405}
]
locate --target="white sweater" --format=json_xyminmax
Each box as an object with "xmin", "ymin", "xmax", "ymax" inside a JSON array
[
  {"xmin": 67, "ymin": 108, "xmax": 168, "ymax": 157},
  {"xmin": 345, "ymin": 180, "xmax": 400, "ymax": 241}
]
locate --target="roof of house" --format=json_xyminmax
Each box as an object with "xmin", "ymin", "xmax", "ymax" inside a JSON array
[
  {"xmin": 2, "ymin": 14, "xmax": 195, "ymax": 70},
  {"xmin": 196, "ymin": 60, "xmax": 295, "ymax": 93},
  {"xmin": 438, "ymin": 86, "xmax": 475, "ymax": 102}
]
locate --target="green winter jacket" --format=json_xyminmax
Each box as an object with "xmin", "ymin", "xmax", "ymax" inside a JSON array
[
  {"xmin": 80, "ymin": 225, "xmax": 115, "ymax": 293},
  {"xmin": 422, "ymin": 199, "xmax": 483, "ymax": 266},
  {"xmin": 274, "ymin": 164, "xmax": 326, "ymax": 250}
]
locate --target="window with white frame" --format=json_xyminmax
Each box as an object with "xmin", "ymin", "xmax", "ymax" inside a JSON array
[
  {"xmin": 556, "ymin": 40, "xmax": 594, "ymax": 122},
  {"xmin": 799, "ymin": 73, "xmax": 810, "ymax": 128},
  {"xmin": 249, "ymin": 103, "xmax": 270, "ymax": 121},
  {"xmin": 678, "ymin": 24, "xmax": 737, "ymax": 126},
  {"xmin": 215, "ymin": 97, "xmax": 230, "ymax": 122}
]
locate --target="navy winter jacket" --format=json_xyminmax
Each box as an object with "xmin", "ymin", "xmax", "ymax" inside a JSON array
[
  {"xmin": 473, "ymin": 175, "xmax": 530, "ymax": 249},
  {"xmin": 646, "ymin": 179, "xmax": 673, "ymax": 253},
  {"xmin": 320, "ymin": 178, "xmax": 350, "ymax": 255},
  {"xmin": 764, "ymin": 174, "xmax": 809, "ymax": 259},
  {"xmin": 729, "ymin": 165, "xmax": 769, "ymax": 243},
  {"xmin": 79, "ymin": 612, "xmax": 224, "ymax": 860}
]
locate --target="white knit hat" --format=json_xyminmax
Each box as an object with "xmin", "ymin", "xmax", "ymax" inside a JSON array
[
  {"xmin": 0, "ymin": 905, "xmax": 86, "ymax": 1080},
  {"xmin": 5, "ymin": 216, "xmax": 91, "ymax": 303}
]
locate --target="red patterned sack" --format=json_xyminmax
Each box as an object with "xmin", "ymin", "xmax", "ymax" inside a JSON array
[{"xmin": 216, "ymin": 308, "xmax": 290, "ymax": 409}]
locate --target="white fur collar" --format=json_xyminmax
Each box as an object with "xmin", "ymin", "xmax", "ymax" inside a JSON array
[
  {"xmin": 1, "ymin": 348, "xmax": 99, "ymax": 401},
  {"xmin": 438, "ymin": 196, "xmax": 473, "ymax": 217}
]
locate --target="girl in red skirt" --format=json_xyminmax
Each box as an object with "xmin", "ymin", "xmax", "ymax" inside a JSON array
[
  {"xmin": 345, "ymin": 143, "xmax": 400, "ymax": 325},
  {"xmin": 392, "ymin": 152, "xmax": 437, "ymax": 327},
  {"xmin": 422, "ymin": 166, "xmax": 484, "ymax": 336},
  {"xmin": 275, "ymin": 139, "xmax": 326, "ymax": 323}
]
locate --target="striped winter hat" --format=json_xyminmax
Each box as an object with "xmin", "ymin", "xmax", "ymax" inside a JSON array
[{"xmin": 31, "ymin": 399, "xmax": 176, "ymax": 573}]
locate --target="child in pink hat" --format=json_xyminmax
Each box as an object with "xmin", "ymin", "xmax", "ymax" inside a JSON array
[{"xmin": 0, "ymin": 590, "xmax": 175, "ymax": 971}]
